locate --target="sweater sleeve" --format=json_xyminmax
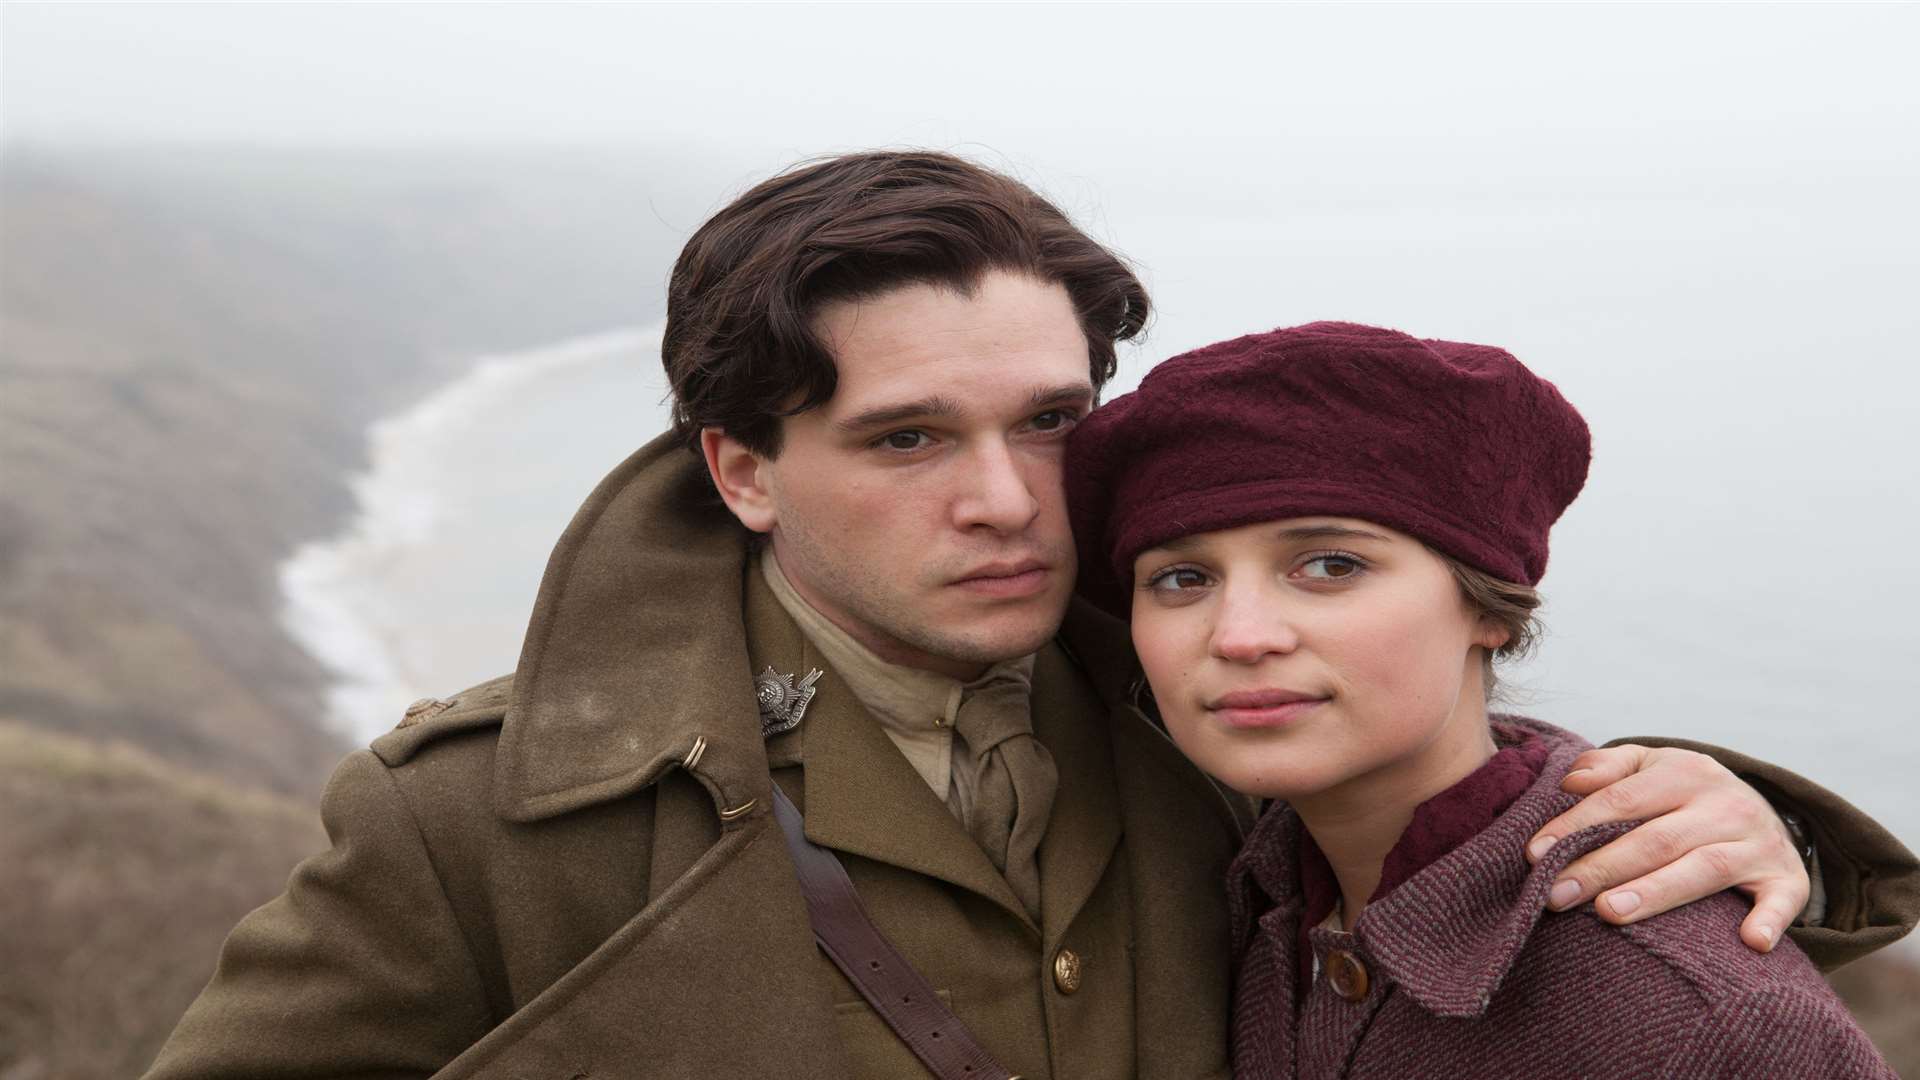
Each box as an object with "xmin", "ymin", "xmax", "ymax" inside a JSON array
[
  {"xmin": 1605, "ymin": 734, "xmax": 1920, "ymax": 971},
  {"xmin": 1654, "ymin": 983, "xmax": 1897, "ymax": 1080},
  {"xmin": 142, "ymin": 749, "xmax": 494, "ymax": 1079}
]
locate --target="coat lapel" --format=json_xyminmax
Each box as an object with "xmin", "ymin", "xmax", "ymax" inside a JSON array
[
  {"xmin": 1031, "ymin": 640, "xmax": 1123, "ymax": 946},
  {"xmin": 741, "ymin": 560, "xmax": 1037, "ymax": 933},
  {"xmin": 493, "ymin": 435, "xmax": 770, "ymax": 825}
]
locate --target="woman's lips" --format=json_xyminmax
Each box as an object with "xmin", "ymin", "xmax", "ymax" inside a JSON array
[{"xmin": 1207, "ymin": 689, "xmax": 1329, "ymax": 729}]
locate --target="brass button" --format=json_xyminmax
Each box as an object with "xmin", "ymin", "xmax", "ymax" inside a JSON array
[
  {"xmin": 1325, "ymin": 949, "xmax": 1369, "ymax": 1002},
  {"xmin": 1052, "ymin": 948, "xmax": 1083, "ymax": 994}
]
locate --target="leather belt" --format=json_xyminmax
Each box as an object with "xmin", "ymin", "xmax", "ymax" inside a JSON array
[{"xmin": 769, "ymin": 782, "xmax": 1021, "ymax": 1080}]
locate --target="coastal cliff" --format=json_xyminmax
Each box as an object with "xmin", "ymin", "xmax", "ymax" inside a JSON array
[{"xmin": 0, "ymin": 145, "xmax": 688, "ymax": 1076}]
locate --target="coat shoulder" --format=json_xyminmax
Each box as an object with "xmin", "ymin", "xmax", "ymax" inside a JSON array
[{"xmin": 370, "ymin": 673, "xmax": 514, "ymax": 767}]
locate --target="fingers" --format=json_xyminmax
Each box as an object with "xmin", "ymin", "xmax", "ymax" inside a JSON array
[
  {"xmin": 1527, "ymin": 746, "xmax": 1712, "ymax": 864},
  {"xmin": 1571, "ymin": 839, "xmax": 1746, "ymax": 919},
  {"xmin": 1526, "ymin": 743, "xmax": 1812, "ymax": 955},
  {"xmin": 1573, "ymin": 843, "xmax": 1807, "ymax": 954},
  {"xmin": 1556, "ymin": 744, "xmax": 1654, "ymax": 796},
  {"xmin": 1545, "ymin": 831, "xmax": 1809, "ymax": 956},
  {"xmin": 1536, "ymin": 772, "xmax": 1794, "ymax": 906},
  {"xmin": 1545, "ymin": 816, "xmax": 1697, "ymax": 910},
  {"xmin": 1739, "ymin": 878, "xmax": 1812, "ymax": 953}
]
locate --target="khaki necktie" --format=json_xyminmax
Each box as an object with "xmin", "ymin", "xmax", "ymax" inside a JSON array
[{"xmin": 950, "ymin": 666, "xmax": 1057, "ymax": 922}]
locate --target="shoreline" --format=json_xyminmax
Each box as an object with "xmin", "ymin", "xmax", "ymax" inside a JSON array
[{"xmin": 278, "ymin": 327, "xmax": 661, "ymax": 743}]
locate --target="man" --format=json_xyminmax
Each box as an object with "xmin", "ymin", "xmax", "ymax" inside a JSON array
[{"xmin": 148, "ymin": 151, "xmax": 1916, "ymax": 1079}]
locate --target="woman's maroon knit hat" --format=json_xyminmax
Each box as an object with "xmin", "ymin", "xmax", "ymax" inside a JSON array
[{"xmin": 1066, "ymin": 321, "xmax": 1591, "ymax": 617}]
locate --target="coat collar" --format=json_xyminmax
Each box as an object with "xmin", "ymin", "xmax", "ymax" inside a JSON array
[
  {"xmin": 493, "ymin": 432, "xmax": 1149, "ymax": 852},
  {"xmin": 494, "ymin": 434, "xmax": 770, "ymax": 824},
  {"xmin": 1231, "ymin": 718, "xmax": 1625, "ymax": 1020}
]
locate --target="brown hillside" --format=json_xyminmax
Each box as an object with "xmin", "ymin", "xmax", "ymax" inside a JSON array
[
  {"xmin": 0, "ymin": 146, "xmax": 723, "ymax": 1075},
  {"xmin": 0, "ymin": 721, "xmax": 327, "ymax": 1079},
  {"xmin": 0, "ymin": 146, "xmax": 707, "ymax": 794}
]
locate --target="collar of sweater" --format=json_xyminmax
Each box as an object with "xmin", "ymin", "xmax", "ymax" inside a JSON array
[{"xmin": 1228, "ymin": 717, "xmax": 1628, "ymax": 1018}]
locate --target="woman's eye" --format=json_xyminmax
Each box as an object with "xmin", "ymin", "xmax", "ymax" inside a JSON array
[
  {"xmin": 879, "ymin": 430, "xmax": 928, "ymax": 451},
  {"xmin": 1146, "ymin": 567, "xmax": 1212, "ymax": 592},
  {"xmin": 1297, "ymin": 554, "xmax": 1365, "ymax": 581}
]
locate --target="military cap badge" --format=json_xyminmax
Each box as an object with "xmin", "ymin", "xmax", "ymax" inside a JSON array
[{"xmin": 755, "ymin": 666, "xmax": 823, "ymax": 737}]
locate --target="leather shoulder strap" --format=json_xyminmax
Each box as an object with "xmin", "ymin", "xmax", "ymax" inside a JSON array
[{"xmin": 769, "ymin": 783, "xmax": 1021, "ymax": 1080}]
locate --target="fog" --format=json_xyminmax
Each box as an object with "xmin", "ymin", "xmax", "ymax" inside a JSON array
[{"xmin": 7, "ymin": 5, "xmax": 1914, "ymax": 163}]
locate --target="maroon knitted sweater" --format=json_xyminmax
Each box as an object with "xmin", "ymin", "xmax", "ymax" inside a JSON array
[{"xmin": 1226, "ymin": 717, "xmax": 1894, "ymax": 1079}]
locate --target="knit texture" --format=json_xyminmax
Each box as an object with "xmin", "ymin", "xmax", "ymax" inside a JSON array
[
  {"xmin": 1226, "ymin": 717, "xmax": 1896, "ymax": 1080},
  {"xmin": 1066, "ymin": 322, "xmax": 1591, "ymax": 616},
  {"xmin": 1292, "ymin": 732, "xmax": 1551, "ymax": 992}
]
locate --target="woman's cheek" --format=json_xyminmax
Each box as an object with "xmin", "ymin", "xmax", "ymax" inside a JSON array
[
  {"xmin": 1132, "ymin": 606, "xmax": 1202, "ymax": 707},
  {"xmin": 1332, "ymin": 600, "xmax": 1459, "ymax": 741}
]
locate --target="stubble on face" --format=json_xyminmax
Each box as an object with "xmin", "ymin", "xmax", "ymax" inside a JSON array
[
  {"xmin": 771, "ymin": 518, "xmax": 1074, "ymax": 673},
  {"xmin": 755, "ymin": 271, "xmax": 1091, "ymax": 679}
]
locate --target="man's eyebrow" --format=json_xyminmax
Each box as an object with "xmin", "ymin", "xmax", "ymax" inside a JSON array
[
  {"xmin": 832, "ymin": 383, "xmax": 1095, "ymax": 435},
  {"xmin": 1029, "ymin": 383, "xmax": 1096, "ymax": 410},
  {"xmin": 833, "ymin": 395, "xmax": 967, "ymax": 434}
]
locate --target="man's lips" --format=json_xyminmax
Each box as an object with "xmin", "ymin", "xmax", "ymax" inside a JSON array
[
  {"xmin": 950, "ymin": 560, "xmax": 1052, "ymax": 599},
  {"xmin": 1206, "ymin": 688, "xmax": 1329, "ymax": 729}
]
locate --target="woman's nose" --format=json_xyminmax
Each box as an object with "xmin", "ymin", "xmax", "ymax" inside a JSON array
[{"xmin": 1208, "ymin": 584, "xmax": 1301, "ymax": 664}]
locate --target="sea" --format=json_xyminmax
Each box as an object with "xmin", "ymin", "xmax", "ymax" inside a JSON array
[{"xmin": 279, "ymin": 183, "xmax": 1920, "ymax": 867}]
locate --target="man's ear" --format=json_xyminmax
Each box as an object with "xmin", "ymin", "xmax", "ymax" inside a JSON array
[{"xmin": 700, "ymin": 428, "xmax": 778, "ymax": 533}]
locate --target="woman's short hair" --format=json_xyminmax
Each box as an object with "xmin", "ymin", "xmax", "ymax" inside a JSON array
[
  {"xmin": 1443, "ymin": 552, "xmax": 1543, "ymax": 658},
  {"xmin": 662, "ymin": 150, "xmax": 1149, "ymax": 459}
]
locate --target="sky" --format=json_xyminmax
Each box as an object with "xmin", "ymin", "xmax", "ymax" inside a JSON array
[{"xmin": 5, "ymin": 4, "xmax": 1915, "ymax": 167}]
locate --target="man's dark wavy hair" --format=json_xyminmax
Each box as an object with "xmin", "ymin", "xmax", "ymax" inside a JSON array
[{"xmin": 662, "ymin": 150, "xmax": 1149, "ymax": 460}]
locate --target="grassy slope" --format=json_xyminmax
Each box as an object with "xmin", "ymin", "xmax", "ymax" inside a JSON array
[
  {"xmin": 0, "ymin": 145, "xmax": 714, "ymax": 1076},
  {"xmin": 0, "ymin": 720, "xmax": 326, "ymax": 1078}
]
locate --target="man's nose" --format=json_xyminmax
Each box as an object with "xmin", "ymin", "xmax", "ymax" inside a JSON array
[
  {"xmin": 1209, "ymin": 582, "xmax": 1301, "ymax": 664},
  {"xmin": 954, "ymin": 440, "xmax": 1042, "ymax": 533}
]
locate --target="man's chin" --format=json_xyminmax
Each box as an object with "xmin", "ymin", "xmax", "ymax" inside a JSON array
[{"xmin": 924, "ymin": 592, "xmax": 1071, "ymax": 663}]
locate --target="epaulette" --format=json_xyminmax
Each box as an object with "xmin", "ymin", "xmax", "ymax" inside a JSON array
[{"xmin": 370, "ymin": 673, "xmax": 515, "ymax": 767}]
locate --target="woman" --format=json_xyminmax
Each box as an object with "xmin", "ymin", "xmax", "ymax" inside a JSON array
[{"xmin": 1065, "ymin": 322, "xmax": 1894, "ymax": 1078}]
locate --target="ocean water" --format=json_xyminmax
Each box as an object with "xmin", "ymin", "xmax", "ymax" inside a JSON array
[
  {"xmin": 279, "ymin": 327, "xmax": 673, "ymax": 743},
  {"xmin": 279, "ymin": 189, "xmax": 1920, "ymax": 859}
]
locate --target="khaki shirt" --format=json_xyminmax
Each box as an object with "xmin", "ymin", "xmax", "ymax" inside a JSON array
[{"xmin": 760, "ymin": 548, "xmax": 1036, "ymax": 830}]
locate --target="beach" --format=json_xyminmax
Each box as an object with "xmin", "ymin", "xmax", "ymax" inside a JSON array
[{"xmin": 280, "ymin": 327, "xmax": 671, "ymax": 742}]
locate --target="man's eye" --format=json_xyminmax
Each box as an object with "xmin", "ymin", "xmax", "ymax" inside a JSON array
[
  {"xmin": 1031, "ymin": 409, "xmax": 1078, "ymax": 432},
  {"xmin": 1297, "ymin": 554, "xmax": 1365, "ymax": 581},
  {"xmin": 878, "ymin": 430, "xmax": 928, "ymax": 451},
  {"xmin": 1145, "ymin": 566, "xmax": 1212, "ymax": 592}
]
